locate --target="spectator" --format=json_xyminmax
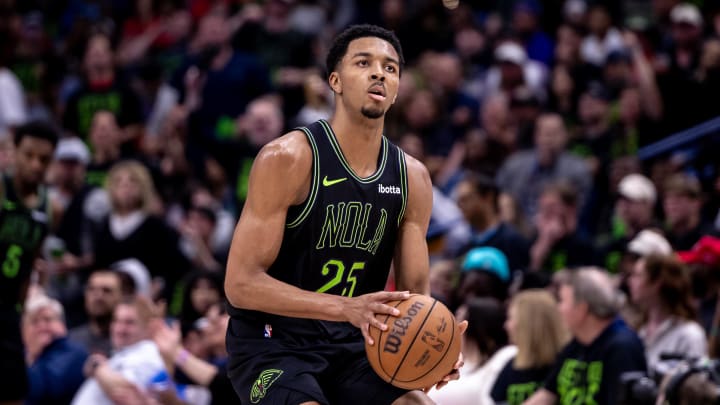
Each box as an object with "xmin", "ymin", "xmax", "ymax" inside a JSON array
[
  {"xmin": 85, "ymin": 110, "xmax": 125, "ymax": 188},
  {"xmin": 529, "ymin": 182, "xmax": 598, "ymax": 273},
  {"xmin": 600, "ymin": 173, "xmax": 658, "ymax": 272},
  {"xmin": 524, "ymin": 267, "xmax": 647, "ymax": 405},
  {"xmin": 68, "ymin": 269, "xmax": 126, "ymax": 356},
  {"xmin": 175, "ymin": 11, "xmax": 271, "ymax": 176},
  {"xmin": 152, "ymin": 304, "xmax": 237, "ymax": 404},
  {"xmin": 580, "ymin": 4, "xmax": 624, "ymax": 67},
  {"xmin": 62, "ymin": 33, "xmax": 144, "ymax": 150},
  {"xmin": 454, "ymin": 246, "xmax": 511, "ymax": 307},
  {"xmin": 491, "ymin": 290, "xmax": 570, "ymax": 405},
  {"xmin": 484, "ymin": 41, "xmax": 547, "ymax": 101},
  {"xmin": 92, "ymin": 160, "xmax": 190, "ymax": 300},
  {"xmin": 429, "ymin": 297, "xmax": 512, "ymax": 405},
  {"xmin": 628, "ymin": 254, "xmax": 707, "ymax": 376},
  {"xmin": 455, "ymin": 173, "xmax": 531, "ymax": 272},
  {"xmin": 23, "ymin": 294, "xmax": 88, "ymax": 405},
  {"xmin": 71, "ymin": 296, "xmax": 167, "ymax": 405},
  {"xmin": 496, "ymin": 112, "xmax": 592, "ymax": 221},
  {"xmin": 663, "ymin": 173, "xmax": 715, "ymax": 250},
  {"xmin": 173, "ymin": 271, "xmax": 223, "ymax": 330},
  {"xmin": 511, "ymin": 0, "xmax": 554, "ymax": 67}
]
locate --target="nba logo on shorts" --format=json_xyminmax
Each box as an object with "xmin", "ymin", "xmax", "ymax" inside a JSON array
[{"xmin": 264, "ymin": 324, "xmax": 273, "ymax": 338}]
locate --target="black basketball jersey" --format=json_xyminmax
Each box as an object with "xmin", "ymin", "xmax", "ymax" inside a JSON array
[
  {"xmin": 228, "ymin": 119, "xmax": 408, "ymax": 338},
  {"xmin": 0, "ymin": 175, "xmax": 50, "ymax": 309}
]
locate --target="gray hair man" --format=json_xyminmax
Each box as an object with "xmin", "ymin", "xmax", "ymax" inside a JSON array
[{"xmin": 525, "ymin": 267, "xmax": 647, "ymax": 405}]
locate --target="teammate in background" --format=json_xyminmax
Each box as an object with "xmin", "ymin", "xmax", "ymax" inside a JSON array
[
  {"xmin": 0, "ymin": 121, "xmax": 58, "ymax": 405},
  {"xmin": 225, "ymin": 24, "xmax": 466, "ymax": 405}
]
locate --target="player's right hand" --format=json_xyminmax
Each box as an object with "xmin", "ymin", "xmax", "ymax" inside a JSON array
[{"xmin": 345, "ymin": 290, "xmax": 411, "ymax": 345}]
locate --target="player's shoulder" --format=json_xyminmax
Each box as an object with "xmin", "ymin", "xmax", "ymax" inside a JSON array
[
  {"xmin": 402, "ymin": 153, "xmax": 432, "ymax": 191},
  {"xmin": 255, "ymin": 130, "xmax": 312, "ymax": 172}
]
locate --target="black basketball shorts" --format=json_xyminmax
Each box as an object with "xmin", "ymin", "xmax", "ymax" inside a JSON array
[{"xmin": 226, "ymin": 318, "xmax": 410, "ymax": 405}]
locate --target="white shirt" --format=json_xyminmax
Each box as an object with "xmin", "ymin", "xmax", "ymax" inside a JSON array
[
  {"xmin": 0, "ymin": 68, "xmax": 27, "ymax": 135},
  {"xmin": 429, "ymin": 345, "xmax": 518, "ymax": 405},
  {"xmin": 71, "ymin": 340, "xmax": 166, "ymax": 405},
  {"xmin": 639, "ymin": 317, "xmax": 707, "ymax": 376}
]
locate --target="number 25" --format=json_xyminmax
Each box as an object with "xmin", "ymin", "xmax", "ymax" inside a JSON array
[{"xmin": 316, "ymin": 260, "xmax": 365, "ymax": 297}]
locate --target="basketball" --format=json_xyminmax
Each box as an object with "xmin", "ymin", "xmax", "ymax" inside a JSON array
[{"xmin": 365, "ymin": 294, "xmax": 462, "ymax": 390}]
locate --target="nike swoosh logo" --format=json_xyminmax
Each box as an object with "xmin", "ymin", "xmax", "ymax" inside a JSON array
[{"xmin": 322, "ymin": 176, "xmax": 347, "ymax": 187}]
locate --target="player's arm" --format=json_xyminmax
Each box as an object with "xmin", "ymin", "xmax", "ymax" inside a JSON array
[
  {"xmin": 393, "ymin": 155, "xmax": 433, "ymax": 295},
  {"xmin": 224, "ymin": 132, "xmax": 407, "ymax": 338}
]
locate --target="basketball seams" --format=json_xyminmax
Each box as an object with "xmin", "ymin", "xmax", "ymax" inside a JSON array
[
  {"xmin": 389, "ymin": 299, "xmax": 438, "ymax": 384},
  {"xmin": 397, "ymin": 303, "xmax": 457, "ymax": 384}
]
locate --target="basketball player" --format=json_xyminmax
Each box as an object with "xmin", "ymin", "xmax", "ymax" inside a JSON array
[
  {"xmin": 0, "ymin": 121, "xmax": 58, "ymax": 405},
  {"xmin": 225, "ymin": 25, "xmax": 466, "ymax": 405}
]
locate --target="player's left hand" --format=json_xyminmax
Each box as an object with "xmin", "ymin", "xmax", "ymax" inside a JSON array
[{"xmin": 423, "ymin": 320, "xmax": 468, "ymax": 392}]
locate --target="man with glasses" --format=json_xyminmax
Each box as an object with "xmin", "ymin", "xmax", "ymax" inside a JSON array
[{"xmin": 68, "ymin": 269, "xmax": 125, "ymax": 356}]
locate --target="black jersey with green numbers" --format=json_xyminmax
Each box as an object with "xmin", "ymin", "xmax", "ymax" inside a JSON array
[
  {"xmin": 227, "ymin": 119, "xmax": 409, "ymax": 339},
  {"xmin": 0, "ymin": 175, "xmax": 50, "ymax": 309}
]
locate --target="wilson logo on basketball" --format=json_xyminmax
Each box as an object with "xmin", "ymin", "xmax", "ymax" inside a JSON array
[{"xmin": 383, "ymin": 300, "xmax": 426, "ymax": 354}]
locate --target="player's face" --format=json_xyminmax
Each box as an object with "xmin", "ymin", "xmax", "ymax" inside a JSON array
[
  {"xmin": 332, "ymin": 37, "xmax": 400, "ymax": 119},
  {"xmin": 15, "ymin": 137, "xmax": 54, "ymax": 186}
]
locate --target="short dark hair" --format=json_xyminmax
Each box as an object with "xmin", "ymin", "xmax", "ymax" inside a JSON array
[
  {"xmin": 14, "ymin": 121, "xmax": 59, "ymax": 148},
  {"xmin": 325, "ymin": 24, "xmax": 404, "ymax": 78},
  {"xmin": 461, "ymin": 172, "xmax": 500, "ymax": 212}
]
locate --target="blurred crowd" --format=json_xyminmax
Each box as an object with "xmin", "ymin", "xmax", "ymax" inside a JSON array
[{"xmin": 2, "ymin": 0, "xmax": 720, "ymax": 404}]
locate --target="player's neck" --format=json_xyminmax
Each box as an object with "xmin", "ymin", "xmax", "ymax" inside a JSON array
[
  {"xmin": 328, "ymin": 113, "xmax": 384, "ymax": 178},
  {"xmin": 12, "ymin": 176, "xmax": 39, "ymax": 206}
]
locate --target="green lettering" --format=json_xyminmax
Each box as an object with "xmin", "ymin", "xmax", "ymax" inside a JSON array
[
  {"xmin": 316, "ymin": 203, "xmax": 346, "ymax": 249},
  {"xmin": 339, "ymin": 202, "xmax": 361, "ymax": 248},
  {"xmin": 368, "ymin": 209, "xmax": 387, "ymax": 255},
  {"xmin": 355, "ymin": 203, "xmax": 373, "ymax": 251}
]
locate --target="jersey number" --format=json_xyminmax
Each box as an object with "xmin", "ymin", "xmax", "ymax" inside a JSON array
[
  {"xmin": 2, "ymin": 244, "xmax": 23, "ymax": 279},
  {"xmin": 316, "ymin": 259, "xmax": 365, "ymax": 297}
]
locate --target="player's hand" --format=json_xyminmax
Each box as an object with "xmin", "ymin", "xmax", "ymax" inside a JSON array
[
  {"xmin": 345, "ymin": 290, "xmax": 411, "ymax": 346},
  {"xmin": 424, "ymin": 320, "xmax": 468, "ymax": 392}
]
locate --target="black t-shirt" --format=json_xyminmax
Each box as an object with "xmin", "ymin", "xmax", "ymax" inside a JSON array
[
  {"xmin": 544, "ymin": 318, "xmax": 646, "ymax": 405},
  {"xmin": 538, "ymin": 232, "xmax": 599, "ymax": 273},
  {"xmin": 62, "ymin": 81, "xmax": 143, "ymax": 139},
  {"xmin": 491, "ymin": 358, "xmax": 551, "ymax": 405}
]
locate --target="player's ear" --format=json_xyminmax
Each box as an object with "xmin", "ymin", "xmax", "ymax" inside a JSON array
[{"xmin": 329, "ymin": 72, "xmax": 342, "ymax": 94}]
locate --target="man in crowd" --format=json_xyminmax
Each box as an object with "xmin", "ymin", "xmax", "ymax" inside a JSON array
[{"xmin": 525, "ymin": 267, "xmax": 647, "ymax": 405}]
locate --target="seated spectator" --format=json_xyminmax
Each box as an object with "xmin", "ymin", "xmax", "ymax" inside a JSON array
[
  {"xmin": 678, "ymin": 236, "xmax": 720, "ymax": 354},
  {"xmin": 496, "ymin": 113, "xmax": 592, "ymax": 222},
  {"xmin": 23, "ymin": 294, "xmax": 88, "ymax": 405},
  {"xmin": 524, "ymin": 267, "xmax": 647, "ymax": 405},
  {"xmin": 529, "ymin": 182, "xmax": 598, "ymax": 273},
  {"xmin": 69, "ymin": 269, "xmax": 126, "ymax": 356},
  {"xmin": 152, "ymin": 304, "xmax": 237, "ymax": 404},
  {"xmin": 453, "ymin": 246, "xmax": 511, "ymax": 308},
  {"xmin": 599, "ymin": 173, "xmax": 659, "ymax": 272},
  {"xmin": 455, "ymin": 173, "xmax": 531, "ymax": 273},
  {"xmin": 491, "ymin": 289, "xmax": 570, "ymax": 405},
  {"xmin": 629, "ymin": 254, "xmax": 707, "ymax": 376},
  {"xmin": 92, "ymin": 160, "xmax": 190, "ymax": 301},
  {"xmin": 173, "ymin": 271, "xmax": 223, "ymax": 330},
  {"xmin": 663, "ymin": 173, "xmax": 715, "ymax": 251},
  {"xmin": 429, "ymin": 297, "xmax": 512, "ymax": 405},
  {"xmin": 71, "ymin": 296, "xmax": 167, "ymax": 405}
]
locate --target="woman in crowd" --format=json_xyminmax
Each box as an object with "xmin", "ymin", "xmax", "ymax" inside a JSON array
[
  {"xmin": 429, "ymin": 297, "xmax": 513, "ymax": 405},
  {"xmin": 628, "ymin": 253, "xmax": 707, "ymax": 376},
  {"xmin": 491, "ymin": 289, "xmax": 570, "ymax": 405},
  {"xmin": 92, "ymin": 160, "xmax": 190, "ymax": 301}
]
